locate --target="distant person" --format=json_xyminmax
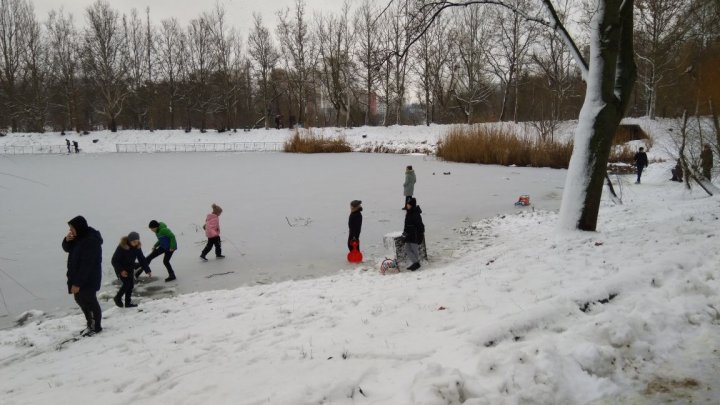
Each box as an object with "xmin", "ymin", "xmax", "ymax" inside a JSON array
[
  {"xmin": 634, "ymin": 147, "xmax": 649, "ymax": 184},
  {"xmin": 62, "ymin": 215, "xmax": 103, "ymax": 336},
  {"xmin": 73, "ymin": 140, "xmax": 79, "ymax": 153},
  {"xmin": 65, "ymin": 138, "xmax": 71, "ymax": 153},
  {"xmin": 112, "ymin": 232, "xmax": 150, "ymax": 308},
  {"xmin": 402, "ymin": 198, "xmax": 425, "ymax": 271},
  {"xmin": 201, "ymin": 204, "xmax": 224, "ymax": 261},
  {"xmin": 701, "ymin": 144, "xmax": 713, "ymax": 181},
  {"xmin": 146, "ymin": 220, "xmax": 177, "ymax": 282},
  {"xmin": 348, "ymin": 200, "xmax": 363, "ymax": 252},
  {"xmin": 671, "ymin": 160, "xmax": 683, "ymax": 182},
  {"xmin": 403, "ymin": 165, "xmax": 416, "ymax": 208}
]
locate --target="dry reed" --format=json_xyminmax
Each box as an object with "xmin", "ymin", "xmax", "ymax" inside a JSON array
[
  {"xmin": 437, "ymin": 125, "xmax": 573, "ymax": 169},
  {"xmin": 283, "ymin": 129, "xmax": 352, "ymax": 153}
]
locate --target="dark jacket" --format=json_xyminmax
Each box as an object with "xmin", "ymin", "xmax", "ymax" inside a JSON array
[
  {"xmin": 111, "ymin": 237, "xmax": 150, "ymax": 277},
  {"xmin": 62, "ymin": 216, "xmax": 103, "ymax": 293},
  {"xmin": 634, "ymin": 152, "xmax": 648, "ymax": 168},
  {"xmin": 701, "ymin": 147, "xmax": 713, "ymax": 171},
  {"xmin": 348, "ymin": 208, "xmax": 363, "ymax": 241},
  {"xmin": 403, "ymin": 205, "xmax": 425, "ymax": 244}
]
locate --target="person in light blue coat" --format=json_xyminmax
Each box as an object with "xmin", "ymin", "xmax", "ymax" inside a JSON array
[{"xmin": 403, "ymin": 165, "xmax": 416, "ymax": 208}]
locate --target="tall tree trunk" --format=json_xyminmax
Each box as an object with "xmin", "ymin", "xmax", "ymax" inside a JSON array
[{"xmin": 559, "ymin": 0, "xmax": 636, "ymax": 231}]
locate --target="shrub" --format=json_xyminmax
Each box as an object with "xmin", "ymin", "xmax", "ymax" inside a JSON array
[
  {"xmin": 283, "ymin": 129, "xmax": 352, "ymax": 153},
  {"xmin": 436, "ymin": 125, "xmax": 573, "ymax": 169},
  {"xmin": 608, "ymin": 144, "xmax": 636, "ymax": 164}
]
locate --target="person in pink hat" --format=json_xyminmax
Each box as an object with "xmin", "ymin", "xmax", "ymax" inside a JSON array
[{"xmin": 201, "ymin": 203, "xmax": 224, "ymax": 261}]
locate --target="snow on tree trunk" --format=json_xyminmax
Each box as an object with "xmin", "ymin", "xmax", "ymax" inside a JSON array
[{"xmin": 559, "ymin": 0, "xmax": 636, "ymax": 231}]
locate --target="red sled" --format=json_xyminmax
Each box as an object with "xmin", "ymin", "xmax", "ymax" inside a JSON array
[{"xmin": 347, "ymin": 240, "xmax": 363, "ymax": 263}]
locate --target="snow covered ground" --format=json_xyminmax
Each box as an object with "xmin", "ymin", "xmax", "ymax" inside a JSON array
[{"xmin": 1, "ymin": 120, "xmax": 719, "ymax": 403}]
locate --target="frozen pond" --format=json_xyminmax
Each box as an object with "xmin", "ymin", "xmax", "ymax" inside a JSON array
[{"xmin": 0, "ymin": 152, "xmax": 566, "ymax": 328}]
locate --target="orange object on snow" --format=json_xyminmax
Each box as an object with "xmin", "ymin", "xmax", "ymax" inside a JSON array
[
  {"xmin": 515, "ymin": 195, "xmax": 530, "ymax": 206},
  {"xmin": 347, "ymin": 240, "xmax": 363, "ymax": 263}
]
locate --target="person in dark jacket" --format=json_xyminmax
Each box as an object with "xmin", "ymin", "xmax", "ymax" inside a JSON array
[
  {"xmin": 348, "ymin": 200, "xmax": 363, "ymax": 252},
  {"xmin": 62, "ymin": 215, "xmax": 103, "ymax": 336},
  {"xmin": 145, "ymin": 220, "xmax": 178, "ymax": 282},
  {"xmin": 671, "ymin": 159, "xmax": 683, "ymax": 182},
  {"xmin": 701, "ymin": 144, "xmax": 713, "ymax": 181},
  {"xmin": 111, "ymin": 232, "xmax": 150, "ymax": 308},
  {"xmin": 402, "ymin": 198, "xmax": 425, "ymax": 271},
  {"xmin": 634, "ymin": 147, "xmax": 649, "ymax": 184}
]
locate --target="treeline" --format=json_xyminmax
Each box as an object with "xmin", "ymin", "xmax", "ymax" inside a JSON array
[{"xmin": 0, "ymin": 0, "xmax": 719, "ymax": 133}]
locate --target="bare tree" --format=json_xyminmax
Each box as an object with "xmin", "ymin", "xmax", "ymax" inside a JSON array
[
  {"xmin": 19, "ymin": 2, "xmax": 48, "ymax": 132},
  {"xmin": 276, "ymin": 0, "xmax": 316, "ymax": 127},
  {"xmin": 248, "ymin": 13, "xmax": 279, "ymax": 129},
  {"xmin": 185, "ymin": 14, "xmax": 217, "ymax": 132},
  {"xmin": 635, "ymin": 0, "xmax": 696, "ymax": 119},
  {"xmin": 47, "ymin": 9, "xmax": 81, "ymax": 132},
  {"xmin": 412, "ymin": 12, "xmax": 449, "ymax": 125},
  {"xmin": 156, "ymin": 18, "xmax": 184, "ymax": 129},
  {"xmin": 384, "ymin": 0, "xmax": 410, "ymax": 125},
  {"xmin": 353, "ymin": 0, "xmax": 380, "ymax": 126},
  {"xmin": 0, "ymin": 0, "xmax": 32, "ymax": 131},
  {"xmin": 208, "ymin": 3, "xmax": 242, "ymax": 131},
  {"xmin": 485, "ymin": 0, "xmax": 540, "ymax": 122},
  {"xmin": 316, "ymin": 2, "xmax": 355, "ymax": 126},
  {"xmin": 83, "ymin": 0, "xmax": 129, "ymax": 132},
  {"xmin": 450, "ymin": 7, "xmax": 493, "ymax": 124},
  {"xmin": 395, "ymin": 0, "xmax": 636, "ymax": 231},
  {"xmin": 530, "ymin": 0, "xmax": 579, "ymax": 140},
  {"xmin": 124, "ymin": 8, "xmax": 150, "ymax": 129}
]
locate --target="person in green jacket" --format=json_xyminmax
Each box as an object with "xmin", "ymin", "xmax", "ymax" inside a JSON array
[{"xmin": 145, "ymin": 220, "xmax": 178, "ymax": 282}]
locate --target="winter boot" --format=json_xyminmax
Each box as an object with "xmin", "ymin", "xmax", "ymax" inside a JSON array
[
  {"xmin": 216, "ymin": 254, "xmax": 225, "ymax": 259},
  {"xmin": 200, "ymin": 255, "xmax": 208, "ymax": 262},
  {"xmin": 407, "ymin": 262, "xmax": 421, "ymax": 271},
  {"xmin": 113, "ymin": 295, "xmax": 123, "ymax": 308},
  {"xmin": 165, "ymin": 272, "xmax": 177, "ymax": 282},
  {"xmin": 125, "ymin": 302, "xmax": 138, "ymax": 308}
]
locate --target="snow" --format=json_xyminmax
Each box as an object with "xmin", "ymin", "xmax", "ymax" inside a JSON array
[{"xmin": 1, "ymin": 120, "xmax": 720, "ymax": 403}]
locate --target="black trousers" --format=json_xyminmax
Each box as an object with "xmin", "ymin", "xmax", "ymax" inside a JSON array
[
  {"xmin": 147, "ymin": 248, "xmax": 175, "ymax": 276},
  {"xmin": 348, "ymin": 236, "xmax": 360, "ymax": 252},
  {"xmin": 74, "ymin": 288, "xmax": 102, "ymax": 331},
  {"xmin": 201, "ymin": 236, "xmax": 222, "ymax": 257},
  {"xmin": 115, "ymin": 273, "xmax": 134, "ymax": 304}
]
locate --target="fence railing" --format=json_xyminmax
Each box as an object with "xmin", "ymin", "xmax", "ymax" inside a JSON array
[
  {"xmin": 1, "ymin": 145, "xmax": 71, "ymax": 154},
  {"xmin": 0, "ymin": 142, "xmax": 285, "ymax": 154},
  {"xmin": 115, "ymin": 142, "xmax": 284, "ymax": 153}
]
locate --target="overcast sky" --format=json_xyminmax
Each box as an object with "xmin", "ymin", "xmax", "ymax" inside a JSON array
[{"xmin": 32, "ymin": 0, "xmax": 352, "ymax": 34}]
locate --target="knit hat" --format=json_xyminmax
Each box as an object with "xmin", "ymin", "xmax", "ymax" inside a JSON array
[
  {"xmin": 127, "ymin": 231, "xmax": 140, "ymax": 242},
  {"xmin": 68, "ymin": 215, "xmax": 89, "ymax": 236},
  {"xmin": 148, "ymin": 220, "xmax": 160, "ymax": 229},
  {"xmin": 212, "ymin": 203, "xmax": 223, "ymax": 215},
  {"xmin": 350, "ymin": 200, "xmax": 362, "ymax": 208}
]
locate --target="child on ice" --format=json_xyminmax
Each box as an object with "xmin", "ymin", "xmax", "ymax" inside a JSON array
[{"xmin": 201, "ymin": 203, "xmax": 224, "ymax": 261}]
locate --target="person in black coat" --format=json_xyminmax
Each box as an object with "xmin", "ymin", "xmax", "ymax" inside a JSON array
[
  {"xmin": 111, "ymin": 231, "xmax": 150, "ymax": 308},
  {"xmin": 348, "ymin": 200, "xmax": 363, "ymax": 252},
  {"xmin": 634, "ymin": 147, "xmax": 649, "ymax": 184},
  {"xmin": 62, "ymin": 215, "xmax": 103, "ymax": 336},
  {"xmin": 402, "ymin": 198, "xmax": 425, "ymax": 271}
]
